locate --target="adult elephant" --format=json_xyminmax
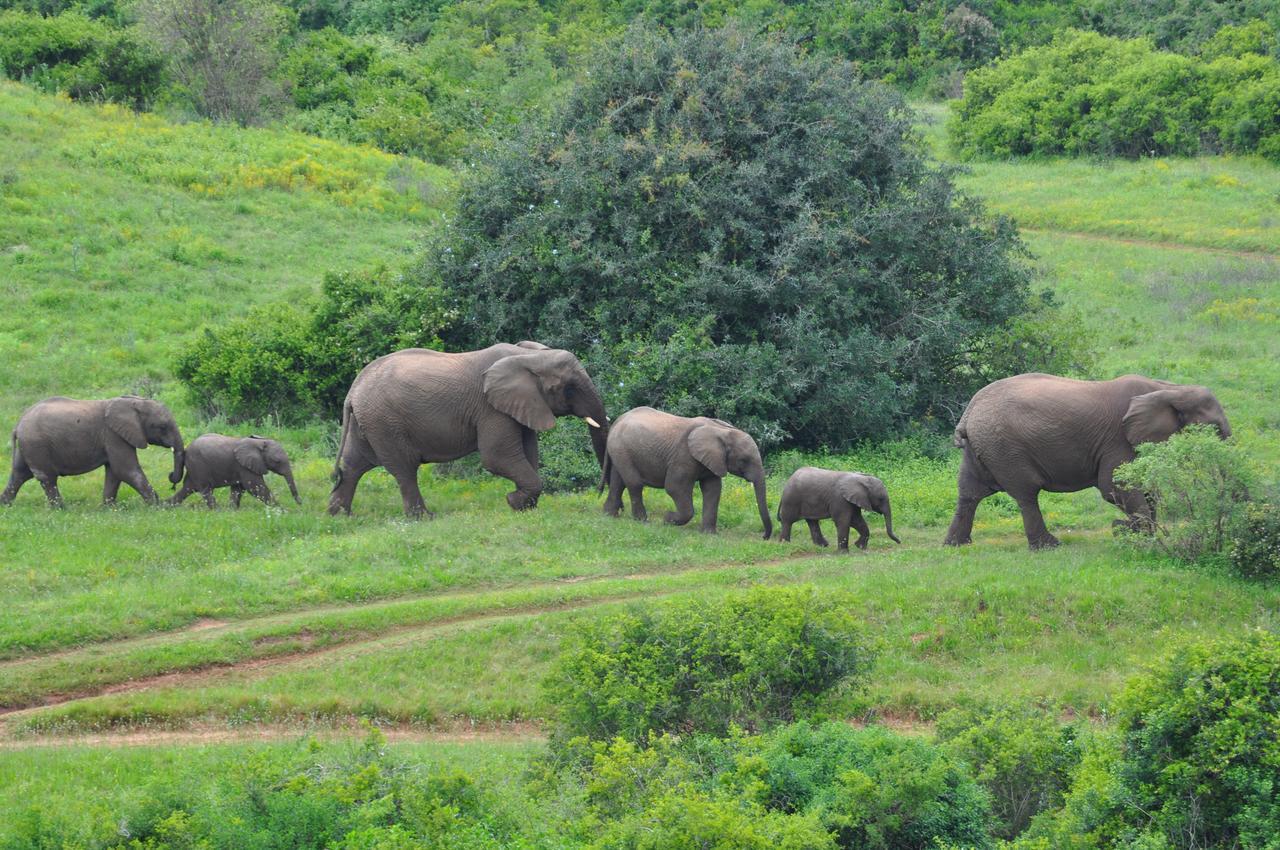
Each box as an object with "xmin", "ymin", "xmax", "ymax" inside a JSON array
[
  {"xmin": 943, "ymin": 373, "xmax": 1231, "ymax": 549},
  {"xmin": 328, "ymin": 342, "xmax": 608, "ymax": 517},
  {"xmin": 1, "ymin": 395, "xmax": 185, "ymax": 507},
  {"xmin": 601, "ymin": 407, "xmax": 772, "ymax": 539}
]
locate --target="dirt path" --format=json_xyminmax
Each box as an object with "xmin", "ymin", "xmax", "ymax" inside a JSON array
[{"xmin": 1021, "ymin": 227, "xmax": 1280, "ymax": 262}]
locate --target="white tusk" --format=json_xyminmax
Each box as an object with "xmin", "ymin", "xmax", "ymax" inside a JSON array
[{"xmin": 584, "ymin": 416, "xmax": 601, "ymax": 428}]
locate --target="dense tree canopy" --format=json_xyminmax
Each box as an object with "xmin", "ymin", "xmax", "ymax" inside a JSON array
[{"xmin": 423, "ymin": 24, "xmax": 1036, "ymax": 449}]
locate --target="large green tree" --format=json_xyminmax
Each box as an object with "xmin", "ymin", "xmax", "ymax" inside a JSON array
[{"xmin": 424, "ymin": 23, "xmax": 1037, "ymax": 449}]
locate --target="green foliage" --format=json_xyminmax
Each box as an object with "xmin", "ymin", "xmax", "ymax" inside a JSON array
[
  {"xmin": 570, "ymin": 723, "xmax": 992, "ymax": 850},
  {"xmin": 1230, "ymin": 501, "xmax": 1280, "ymax": 581},
  {"xmin": 424, "ymin": 23, "xmax": 1036, "ymax": 450},
  {"xmin": 1029, "ymin": 632, "xmax": 1280, "ymax": 849},
  {"xmin": 967, "ymin": 291, "xmax": 1097, "ymax": 385},
  {"xmin": 176, "ymin": 266, "xmax": 454, "ymax": 422},
  {"xmin": 951, "ymin": 29, "xmax": 1280, "ymax": 161},
  {"xmin": 1087, "ymin": 0, "xmax": 1280, "ymax": 55},
  {"xmin": 0, "ymin": 10, "xmax": 164, "ymax": 108},
  {"xmin": 1114, "ymin": 424, "xmax": 1255, "ymax": 564},
  {"xmin": 936, "ymin": 704, "xmax": 1081, "ymax": 839},
  {"xmin": 545, "ymin": 586, "xmax": 873, "ymax": 745}
]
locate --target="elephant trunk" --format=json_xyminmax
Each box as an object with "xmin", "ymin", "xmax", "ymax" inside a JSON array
[
  {"xmin": 753, "ymin": 475, "xmax": 772, "ymax": 541},
  {"xmin": 169, "ymin": 439, "xmax": 185, "ymax": 487},
  {"xmin": 882, "ymin": 501, "xmax": 901, "ymax": 544},
  {"xmin": 280, "ymin": 462, "xmax": 301, "ymax": 504},
  {"xmin": 576, "ymin": 388, "xmax": 610, "ymax": 469}
]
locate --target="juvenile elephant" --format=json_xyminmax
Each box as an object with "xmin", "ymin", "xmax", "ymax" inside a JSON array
[
  {"xmin": 1, "ymin": 395, "xmax": 185, "ymax": 507},
  {"xmin": 944, "ymin": 373, "xmax": 1231, "ymax": 549},
  {"xmin": 601, "ymin": 407, "xmax": 772, "ymax": 538},
  {"xmin": 171, "ymin": 434, "xmax": 300, "ymax": 508},
  {"xmin": 776, "ymin": 467, "xmax": 901, "ymax": 551},
  {"xmin": 329, "ymin": 342, "xmax": 608, "ymax": 517}
]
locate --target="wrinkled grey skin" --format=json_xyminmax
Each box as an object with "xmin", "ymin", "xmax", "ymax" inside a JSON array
[
  {"xmin": 329, "ymin": 342, "xmax": 609, "ymax": 518},
  {"xmin": 944, "ymin": 373, "xmax": 1231, "ymax": 550},
  {"xmin": 171, "ymin": 434, "xmax": 300, "ymax": 509},
  {"xmin": 1, "ymin": 395, "xmax": 185, "ymax": 508},
  {"xmin": 776, "ymin": 467, "xmax": 901, "ymax": 551},
  {"xmin": 601, "ymin": 407, "xmax": 772, "ymax": 539}
]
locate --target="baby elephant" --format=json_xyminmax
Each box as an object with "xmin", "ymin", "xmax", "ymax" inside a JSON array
[
  {"xmin": 776, "ymin": 467, "xmax": 901, "ymax": 551},
  {"xmin": 171, "ymin": 434, "xmax": 300, "ymax": 508}
]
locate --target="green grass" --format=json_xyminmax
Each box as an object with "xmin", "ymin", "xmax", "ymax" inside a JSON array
[{"xmin": 2, "ymin": 87, "xmax": 1279, "ymax": 750}]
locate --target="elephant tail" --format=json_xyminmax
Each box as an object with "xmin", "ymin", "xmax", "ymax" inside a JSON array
[
  {"xmin": 597, "ymin": 450, "xmax": 612, "ymax": 495},
  {"xmin": 331, "ymin": 398, "xmax": 354, "ymax": 490},
  {"xmin": 953, "ymin": 421, "xmax": 969, "ymax": 449}
]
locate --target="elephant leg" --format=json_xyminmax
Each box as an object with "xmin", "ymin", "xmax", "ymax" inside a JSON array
[
  {"xmin": 479, "ymin": 427, "xmax": 541, "ymax": 512},
  {"xmin": 244, "ymin": 475, "xmax": 275, "ymax": 506},
  {"xmin": 107, "ymin": 446, "xmax": 157, "ymax": 505},
  {"xmin": 204, "ymin": 488, "xmax": 218, "ymax": 509},
  {"xmin": 944, "ymin": 452, "xmax": 997, "ymax": 546},
  {"xmin": 1099, "ymin": 466, "xmax": 1154, "ymax": 533},
  {"xmin": 103, "ymin": 466, "xmax": 123, "ymax": 505},
  {"xmin": 775, "ymin": 505, "xmax": 796, "ymax": 542},
  {"xmin": 806, "ymin": 519, "xmax": 829, "ymax": 547},
  {"xmin": 1, "ymin": 445, "xmax": 33, "ymax": 505},
  {"xmin": 851, "ymin": 509, "xmax": 871, "ymax": 550},
  {"xmin": 36, "ymin": 474, "xmax": 63, "ymax": 508},
  {"xmin": 628, "ymin": 484, "xmax": 648, "ymax": 522},
  {"xmin": 698, "ymin": 476, "xmax": 722, "ymax": 533},
  {"xmin": 1013, "ymin": 490, "xmax": 1059, "ymax": 549},
  {"xmin": 834, "ymin": 511, "xmax": 853, "ymax": 552},
  {"xmin": 384, "ymin": 462, "xmax": 431, "ymax": 519},
  {"xmin": 603, "ymin": 463, "xmax": 625, "ymax": 518},
  {"xmin": 168, "ymin": 483, "xmax": 196, "ymax": 506},
  {"xmin": 663, "ymin": 473, "xmax": 697, "ymax": 526},
  {"xmin": 328, "ymin": 426, "xmax": 378, "ymax": 516}
]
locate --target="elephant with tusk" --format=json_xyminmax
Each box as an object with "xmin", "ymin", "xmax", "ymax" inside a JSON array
[
  {"xmin": 776, "ymin": 467, "xmax": 900, "ymax": 551},
  {"xmin": 171, "ymin": 434, "xmax": 301, "ymax": 508},
  {"xmin": 601, "ymin": 407, "xmax": 773, "ymax": 539},
  {"xmin": 1, "ymin": 395, "xmax": 185, "ymax": 508},
  {"xmin": 944, "ymin": 372, "xmax": 1231, "ymax": 549},
  {"xmin": 329, "ymin": 341, "xmax": 609, "ymax": 517}
]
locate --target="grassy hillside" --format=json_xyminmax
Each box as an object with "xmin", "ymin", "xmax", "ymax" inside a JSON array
[
  {"xmin": 0, "ymin": 82, "xmax": 1278, "ymax": 812},
  {"xmin": 0, "ymin": 81, "xmax": 450, "ymax": 429}
]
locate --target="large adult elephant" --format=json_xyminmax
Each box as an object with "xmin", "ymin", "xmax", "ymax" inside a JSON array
[
  {"xmin": 1, "ymin": 395, "xmax": 185, "ymax": 507},
  {"xmin": 601, "ymin": 407, "xmax": 772, "ymax": 538},
  {"xmin": 943, "ymin": 373, "xmax": 1231, "ymax": 549},
  {"xmin": 328, "ymin": 342, "xmax": 608, "ymax": 517}
]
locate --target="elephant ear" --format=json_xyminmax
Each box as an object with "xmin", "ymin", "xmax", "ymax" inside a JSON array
[
  {"xmin": 838, "ymin": 475, "xmax": 874, "ymax": 511},
  {"xmin": 1123, "ymin": 391, "xmax": 1183, "ymax": 447},
  {"xmin": 235, "ymin": 441, "xmax": 268, "ymax": 475},
  {"xmin": 104, "ymin": 398, "xmax": 147, "ymax": 449},
  {"xmin": 483, "ymin": 355, "xmax": 557, "ymax": 432},
  {"xmin": 687, "ymin": 425, "xmax": 729, "ymax": 477}
]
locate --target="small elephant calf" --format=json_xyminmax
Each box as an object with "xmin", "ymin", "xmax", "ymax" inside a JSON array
[
  {"xmin": 171, "ymin": 434, "xmax": 300, "ymax": 508},
  {"xmin": 776, "ymin": 467, "xmax": 901, "ymax": 551}
]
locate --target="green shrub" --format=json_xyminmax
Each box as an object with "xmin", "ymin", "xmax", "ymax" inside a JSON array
[
  {"xmin": 1113, "ymin": 424, "xmax": 1255, "ymax": 564},
  {"xmin": 422, "ymin": 23, "xmax": 1038, "ymax": 451},
  {"xmin": 545, "ymin": 587, "xmax": 873, "ymax": 746},
  {"xmin": 936, "ymin": 704, "xmax": 1081, "ymax": 840},
  {"xmin": 574, "ymin": 723, "xmax": 993, "ymax": 850},
  {"xmin": 1029, "ymin": 632, "xmax": 1280, "ymax": 849},
  {"xmin": 176, "ymin": 266, "xmax": 454, "ymax": 423},
  {"xmin": 951, "ymin": 28, "xmax": 1280, "ymax": 161},
  {"xmin": 1230, "ymin": 501, "xmax": 1280, "ymax": 580},
  {"xmin": 0, "ymin": 10, "xmax": 164, "ymax": 108}
]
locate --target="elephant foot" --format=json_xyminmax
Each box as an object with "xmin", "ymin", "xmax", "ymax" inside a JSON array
[
  {"xmin": 943, "ymin": 535, "xmax": 971, "ymax": 546},
  {"xmin": 506, "ymin": 491, "xmax": 538, "ymax": 511},
  {"xmin": 1028, "ymin": 534, "xmax": 1061, "ymax": 550},
  {"xmin": 815, "ymin": 539, "xmax": 829, "ymax": 548},
  {"xmin": 855, "ymin": 539, "xmax": 869, "ymax": 550},
  {"xmin": 699, "ymin": 525, "xmax": 718, "ymax": 534},
  {"xmin": 663, "ymin": 511, "xmax": 693, "ymax": 526}
]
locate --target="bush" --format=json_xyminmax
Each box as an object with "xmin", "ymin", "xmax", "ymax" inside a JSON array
[
  {"xmin": 573, "ymin": 723, "xmax": 993, "ymax": 850},
  {"xmin": 950, "ymin": 28, "xmax": 1280, "ymax": 161},
  {"xmin": 544, "ymin": 586, "xmax": 873, "ymax": 746},
  {"xmin": 936, "ymin": 704, "xmax": 1081, "ymax": 840},
  {"xmin": 0, "ymin": 10, "xmax": 164, "ymax": 108},
  {"xmin": 422, "ymin": 23, "xmax": 1038, "ymax": 451},
  {"xmin": 176, "ymin": 266, "xmax": 454, "ymax": 423},
  {"xmin": 1113, "ymin": 424, "xmax": 1255, "ymax": 564},
  {"xmin": 1029, "ymin": 632, "xmax": 1280, "ymax": 849},
  {"xmin": 1230, "ymin": 501, "xmax": 1280, "ymax": 580}
]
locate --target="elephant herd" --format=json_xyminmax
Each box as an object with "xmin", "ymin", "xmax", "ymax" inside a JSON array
[{"xmin": 1, "ymin": 341, "xmax": 1231, "ymax": 551}]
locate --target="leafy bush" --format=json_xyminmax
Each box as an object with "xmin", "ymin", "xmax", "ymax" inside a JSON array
[
  {"xmin": 176, "ymin": 266, "xmax": 454, "ymax": 423},
  {"xmin": 0, "ymin": 10, "xmax": 164, "ymax": 108},
  {"xmin": 936, "ymin": 704, "xmax": 1081, "ymax": 839},
  {"xmin": 420, "ymin": 23, "xmax": 1037, "ymax": 451},
  {"xmin": 1028, "ymin": 632, "xmax": 1280, "ymax": 849},
  {"xmin": 544, "ymin": 586, "xmax": 873, "ymax": 746},
  {"xmin": 951, "ymin": 28, "xmax": 1280, "ymax": 160},
  {"xmin": 1230, "ymin": 501, "xmax": 1280, "ymax": 580},
  {"xmin": 1113, "ymin": 424, "xmax": 1255, "ymax": 564},
  {"xmin": 571, "ymin": 723, "xmax": 993, "ymax": 850}
]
